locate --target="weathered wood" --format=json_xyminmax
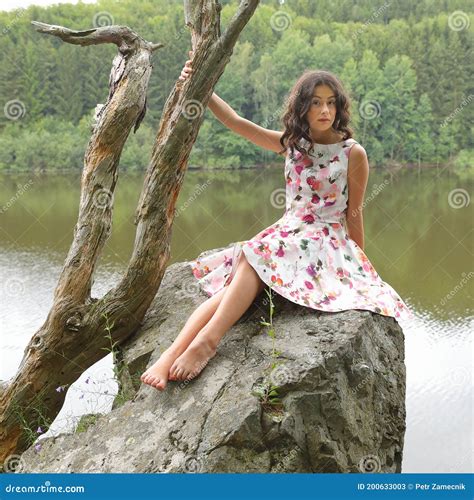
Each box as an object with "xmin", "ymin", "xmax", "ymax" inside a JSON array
[{"xmin": 0, "ymin": 0, "xmax": 260, "ymax": 465}]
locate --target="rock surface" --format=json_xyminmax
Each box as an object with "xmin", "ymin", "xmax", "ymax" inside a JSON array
[{"xmin": 20, "ymin": 244, "xmax": 407, "ymax": 473}]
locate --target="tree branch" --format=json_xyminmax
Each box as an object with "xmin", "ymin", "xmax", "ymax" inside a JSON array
[{"xmin": 0, "ymin": 0, "xmax": 260, "ymax": 464}]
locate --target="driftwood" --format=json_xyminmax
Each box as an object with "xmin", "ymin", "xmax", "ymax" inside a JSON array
[{"xmin": 0, "ymin": 0, "xmax": 260, "ymax": 465}]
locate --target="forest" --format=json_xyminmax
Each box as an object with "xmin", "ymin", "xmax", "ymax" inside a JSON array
[{"xmin": 0, "ymin": 0, "xmax": 472, "ymax": 170}]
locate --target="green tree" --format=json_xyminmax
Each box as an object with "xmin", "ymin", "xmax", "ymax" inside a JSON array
[{"xmin": 380, "ymin": 54, "xmax": 418, "ymax": 161}]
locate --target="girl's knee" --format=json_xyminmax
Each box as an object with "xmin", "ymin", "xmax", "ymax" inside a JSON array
[
  {"xmin": 238, "ymin": 250, "xmax": 256, "ymax": 271},
  {"xmin": 239, "ymin": 252, "xmax": 266, "ymax": 292}
]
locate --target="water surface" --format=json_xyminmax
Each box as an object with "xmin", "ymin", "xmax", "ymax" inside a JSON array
[{"xmin": 0, "ymin": 165, "xmax": 472, "ymax": 472}]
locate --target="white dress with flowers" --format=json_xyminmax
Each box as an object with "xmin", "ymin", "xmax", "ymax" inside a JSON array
[{"xmin": 189, "ymin": 138, "xmax": 413, "ymax": 323}]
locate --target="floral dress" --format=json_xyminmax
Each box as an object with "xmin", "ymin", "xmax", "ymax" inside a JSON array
[{"xmin": 189, "ymin": 137, "xmax": 414, "ymax": 323}]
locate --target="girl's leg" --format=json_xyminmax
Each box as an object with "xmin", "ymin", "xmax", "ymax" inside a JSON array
[
  {"xmin": 169, "ymin": 251, "xmax": 267, "ymax": 381},
  {"xmin": 141, "ymin": 284, "xmax": 228, "ymax": 390}
]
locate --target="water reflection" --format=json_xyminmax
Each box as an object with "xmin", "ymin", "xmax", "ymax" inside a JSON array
[{"xmin": 0, "ymin": 166, "xmax": 472, "ymax": 471}]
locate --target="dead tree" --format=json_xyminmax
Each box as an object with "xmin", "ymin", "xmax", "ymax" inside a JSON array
[{"xmin": 0, "ymin": 0, "xmax": 260, "ymax": 465}]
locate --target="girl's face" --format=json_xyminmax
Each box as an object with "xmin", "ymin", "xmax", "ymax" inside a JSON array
[{"xmin": 305, "ymin": 84, "xmax": 338, "ymax": 134}]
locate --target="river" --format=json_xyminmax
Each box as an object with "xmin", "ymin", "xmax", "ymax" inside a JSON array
[{"xmin": 0, "ymin": 165, "xmax": 472, "ymax": 472}]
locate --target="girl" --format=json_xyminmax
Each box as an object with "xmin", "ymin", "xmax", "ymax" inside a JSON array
[{"xmin": 140, "ymin": 50, "xmax": 413, "ymax": 391}]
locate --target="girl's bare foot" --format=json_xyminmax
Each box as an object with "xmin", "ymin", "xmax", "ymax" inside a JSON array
[
  {"xmin": 140, "ymin": 348, "xmax": 180, "ymax": 391},
  {"xmin": 169, "ymin": 337, "xmax": 217, "ymax": 381}
]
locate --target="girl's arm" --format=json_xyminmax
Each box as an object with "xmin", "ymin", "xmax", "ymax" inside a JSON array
[
  {"xmin": 209, "ymin": 93, "xmax": 284, "ymax": 155},
  {"xmin": 346, "ymin": 145, "xmax": 370, "ymax": 251},
  {"xmin": 180, "ymin": 52, "xmax": 285, "ymax": 156}
]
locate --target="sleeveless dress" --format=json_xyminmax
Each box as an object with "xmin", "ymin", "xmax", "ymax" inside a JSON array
[{"xmin": 188, "ymin": 137, "xmax": 414, "ymax": 323}]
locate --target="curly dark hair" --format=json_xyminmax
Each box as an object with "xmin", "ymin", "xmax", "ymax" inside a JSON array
[{"xmin": 278, "ymin": 70, "xmax": 354, "ymax": 157}]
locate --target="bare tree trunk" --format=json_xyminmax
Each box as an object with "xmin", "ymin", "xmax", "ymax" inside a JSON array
[{"xmin": 0, "ymin": 0, "xmax": 259, "ymax": 466}]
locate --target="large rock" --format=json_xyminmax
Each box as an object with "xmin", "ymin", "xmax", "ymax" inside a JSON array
[{"xmin": 20, "ymin": 244, "xmax": 407, "ymax": 473}]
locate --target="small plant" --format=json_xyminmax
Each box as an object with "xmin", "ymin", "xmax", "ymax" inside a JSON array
[
  {"xmin": 252, "ymin": 283, "xmax": 285, "ymax": 413},
  {"xmin": 11, "ymin": 385, "xmax": 53, "ymax": 449},
  {"xmin": 101, "ymin": 312, "xmax": 132, "ymax": 407},
  {"xmin": 251, "ymin": 381, "xmax": 284, "ymax": 411},
  {"xmin": 8, "ymin": 314, "xmax": 130, "ymax": 452},
  {"xmin": 75, "ymin": 413, "xmax": 100, "ymax": 433}
]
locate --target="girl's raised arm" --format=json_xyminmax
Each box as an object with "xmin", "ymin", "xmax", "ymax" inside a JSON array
[{"xmin": 180, "ymin": 51, "xmax": 285, "ymax": 156}]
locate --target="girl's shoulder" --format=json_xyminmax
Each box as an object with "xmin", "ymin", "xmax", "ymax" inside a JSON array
[
  {"xmin": 343, "ymin": 137, "xmax": 360, "ymax": 152},
  {"xmin": 284, "ymin": 136, "xmax": 361, "ymax": 162},
  {"xmin": 301, "ymin": 136, "xmax": 360, "ymax": 147},
  {"xmin": 344, "ymin": 137, "xmax": 359, "ymax": 145},
  {"xmin": 343, "ymin": 138, "xmax": 363, "ymax": 162}
]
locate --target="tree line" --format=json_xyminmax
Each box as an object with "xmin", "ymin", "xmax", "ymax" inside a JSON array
[{"xmin": 0, "ymin": 0, "xmax": 472, "ymax": 170}]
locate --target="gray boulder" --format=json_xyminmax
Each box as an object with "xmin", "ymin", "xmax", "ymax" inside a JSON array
[{"xmin": 20, "ymin": 245, "xmax": 407, "ymax": 473}]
